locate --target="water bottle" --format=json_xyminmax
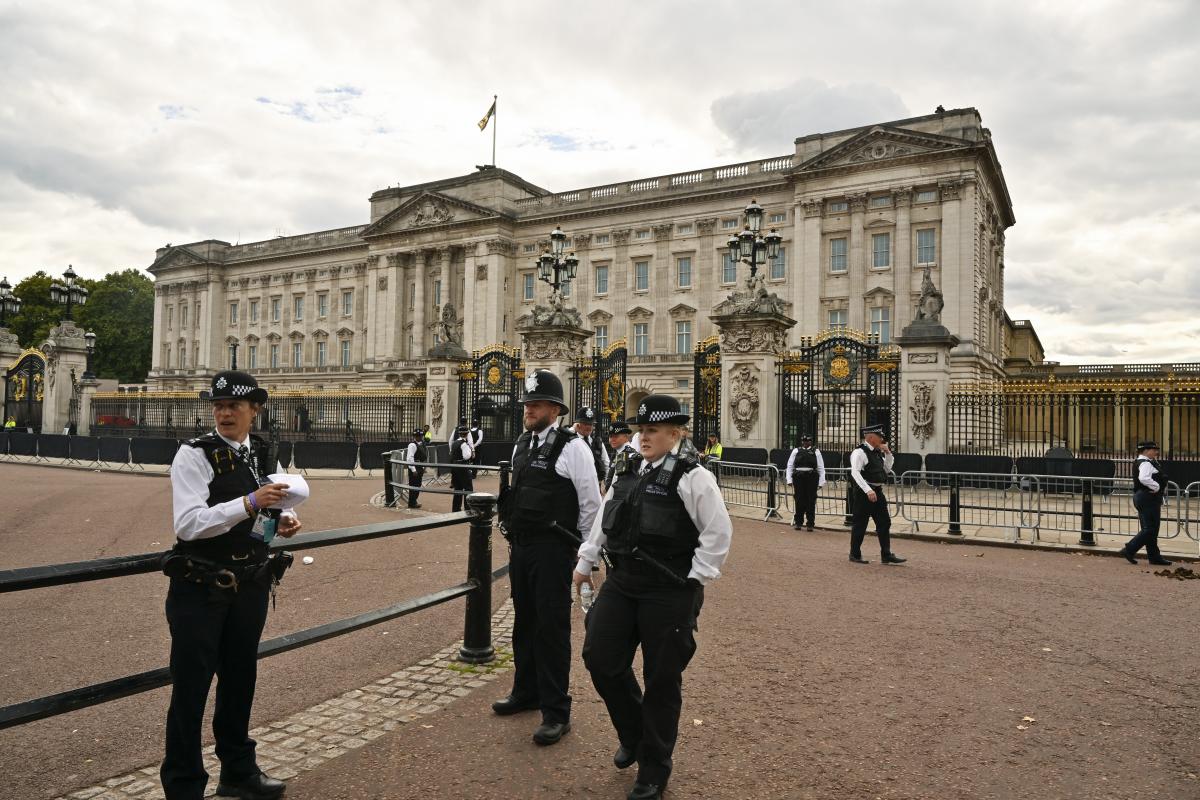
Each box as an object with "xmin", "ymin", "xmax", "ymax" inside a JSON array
[{"xmin": 579, "ymin": 582, "xmax": 594, "ymax": 612}]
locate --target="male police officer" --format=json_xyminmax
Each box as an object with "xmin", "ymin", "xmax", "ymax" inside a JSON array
[
  {"xmin": 606, "ymin": 422, "xmax": 637, "ymax": 491},
  {"xmin": 1122, "ymin": 440, "xmax": 1173, "ymax": 566},
  {"xmin": 495, "ymin": 369, "xmax": 602, "ymax": 745},
  {"xmin": 404, "ymin": 429, "xmax": 426, "ymax": 508},
  {"xmin": 786, "ymin": 434, "xmax": 825, "ymax": 530},
  {"xmin": 449, "ymin": 424, "xmax": 475, "ymax": 513},
  {"xmin": 572, "ymin": 406, "xmax": 611, "ymax": 483},
  {"xmin": 162, "ymin": 371, "xmax": 301, "ymax": 800},
  {"xmin": 575, "ymin": 395, "xmax": 732, "ymax": 800},
  {"xmin": 848, "ymin": 424, "xmax": 905, "ymax": 564}
]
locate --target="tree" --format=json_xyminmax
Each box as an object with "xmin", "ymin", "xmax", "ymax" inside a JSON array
[
  {"xmin": 8, "ymin": 271, "xmax": 64, "ymax": 349},
  {"xmin": 77, "ymin": 269, "xmax": 154, "ymax": 383}
]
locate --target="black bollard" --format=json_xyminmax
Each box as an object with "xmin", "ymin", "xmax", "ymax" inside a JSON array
[
  {"xmin": 1079, "ymin": 482, "xmax": 1096, "ymax": 546},
  {"xmin": 383, "ymin": 454, "xmax": 395, "ymax": 507},
  {"xmin": 459, "ymin": 492, "xmax": 497, "ymax": 664},
  {"xmin": 767, "ymin": 470, "xmax": 779, "ymax": 518},
  {"xmin": 843, "ymin": 482, "xmax": 853, "ymax": 527},
  {"xmin": 948, "ymin": 473, "xmax": 962, "ymax": 535}
]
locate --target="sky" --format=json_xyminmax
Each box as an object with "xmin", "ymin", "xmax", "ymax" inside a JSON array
[{"xmin": 0, "ymin": 0, "xmax": 1197, "ymax": 363}]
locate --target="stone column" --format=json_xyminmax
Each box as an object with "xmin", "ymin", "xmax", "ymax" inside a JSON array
[
  {"xmin": 425, "ymin": 358, "xmax": 462, "ymax": 443},
  {"xmin": 0, "ymin": 326, "xmax": 20, "ymax": 412},
  {"xmin": 77, "ymin": 375, "xmax": 99, "ymax": 436},
  {"xmin": 652, "ymin": 224, "xmax": 673, "ymax": 352},
  {"xmin": 710, "ymin": 310, "xmax": 796, "ymax": 451},
  {"xmin": 694, "ymin": 219, "xmax": 717, "ymax": 341},
  {"xmin": 847, "ymin": 193, "xmax": 867, "ymax": 331},
  {"xmin": 894, "ymin": 319, "xmax": 959, "ymax": 456},
  {"xmin": 892, "ymin": 187, "xmax": 914, "ymax": 332},
  {"xmin": 40, "ymin": 321, "xmax": 90, "ymax": 435},
  {"xmin": 799, "ymin": 199, "xmax": 823, "ymax": 335},
  {"xmin": 363, "ymin": 253, "xmax": 382, "ymax": 367},
  {"xmin": 412, "ymin": 251, "xmax": 427, "ymax": 357},
  {"xmin": 462, "ymin": 243, "xmax": 479, "ymax": 350}
]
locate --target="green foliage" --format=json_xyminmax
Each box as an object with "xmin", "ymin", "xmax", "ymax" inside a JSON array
[{"xmin": 6, "ymin": 268, "xmax": 154, "ymax": 383}]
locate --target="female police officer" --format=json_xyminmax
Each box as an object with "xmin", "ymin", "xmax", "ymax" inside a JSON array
[
  {"xmin": 573, "ymin": 394, "xmax": 732, "ymax": 800},
  {"xmin": 162, "ymin": 371, "xmax": 301, "ymax": 800}
]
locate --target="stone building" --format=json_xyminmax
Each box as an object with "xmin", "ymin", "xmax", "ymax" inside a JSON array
[{"xmin": 147, "ymin": 106, "xmax": 1015, "ymax": 414}]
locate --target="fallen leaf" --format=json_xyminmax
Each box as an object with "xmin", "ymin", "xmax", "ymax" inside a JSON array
[
  {"xmin": 1100, "ymin": 722, "xmax": 1112, "ymax": 727},
  {"xmin": 421, "ymin": 724, "xmax": 434, "ymax": 729},
  {"xmin": 1041, "ymin": 647, "xmax": 1053, "ymax": 652},
  {"xmin": 1022, "ymin": 716, "xmax": 1036, "ymax": 723},
  {"xmin": 1016, "ymin": 725, "xmax": 1028, "ymax": 731},
  {"xmin": 693, "ymin": 719, "xmax": 703, "ymax": 726}
]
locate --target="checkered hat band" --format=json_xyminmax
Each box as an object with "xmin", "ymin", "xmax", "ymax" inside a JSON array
[{"xmin": 647, "ymin": 410, "xmax": 686, "ymax": 422}]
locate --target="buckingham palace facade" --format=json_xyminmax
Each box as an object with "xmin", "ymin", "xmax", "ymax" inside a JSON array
[{"xmin": 147, "ymin": 106, "xmax": 1016, "ymax": 405}]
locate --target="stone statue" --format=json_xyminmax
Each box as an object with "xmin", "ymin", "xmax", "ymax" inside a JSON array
[
  {"xmin": 915, "ymin": 266, "xmax": 944, "ymax": 323},
  {"xmin": 524, "ymin": 287, "xmax": 583, "ymax": 329},
  {"xmin": 437, "ymin": 303, "xmax": 463, "ymax": 347},
  {"xmin": 712, "ymin": 260, "xmax": 791, "ymax": 317}
]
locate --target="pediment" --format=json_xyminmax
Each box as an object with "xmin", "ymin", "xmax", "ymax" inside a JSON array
[
  {"xmin": 288, "ymin": 329, "xmax": 306, "ymax": 340},
  {"xmin": 668, "ymin": 303, "xmax": 696, "ymax": 317},
  {"xmin": 244, "ymin": 334, "xmax": 260, "ymax": 343},
  {"xmin": 266, "ymin": 332, "xmax": 282, "ymax": 342},
  {"xmin": 865, "ymin": 217, "xmax": 894, "ymax": 228},
  {"xmin": 864, "ymin": 286, "xmax": 894, "ymax": 299},
  {"xmin": 587, "ymin": 308, "xmax": 613, "ymax": 322},
  {"xmin": 335, "ymin": 326, "xmax": 355, "ymax": 337},
  {"xmin": 149, "ymin": 245, "xmax": 208, "ymax": 273},
  {"xmin": 798, "ymin": 125, "xmax": 969, "ymax": 172},
  {"xmin": 627, "ymin": 305, "xmax": 654, "ymax": 320},
  {"xmin": 311, "ymin": 328, "xmax": 329, "ymax": 339},
  {"xmin": 361, "ymin": 191, "xmax": 503, "ymax": 237}
]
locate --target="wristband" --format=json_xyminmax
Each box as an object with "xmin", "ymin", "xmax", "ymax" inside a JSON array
[{"xmin": 248, "ymin": 492, "xmax": 259, "ymax": 512}]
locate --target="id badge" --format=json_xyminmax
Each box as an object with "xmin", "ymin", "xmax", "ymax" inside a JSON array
[{"xmin": 251, "ymin": 513, "xmax": 278, "ymax": 543}]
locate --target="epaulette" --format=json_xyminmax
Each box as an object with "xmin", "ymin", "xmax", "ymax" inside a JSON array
[{"xmin": 184, "ymin": 431, "xmax": 222, "ymax": 448}]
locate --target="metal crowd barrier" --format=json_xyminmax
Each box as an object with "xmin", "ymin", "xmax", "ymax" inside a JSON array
[
  {"xmin": 707, "ymin": 460, "xmax": 781, "ymax": 520},
  {"xmin": 383, "ymin": 455, "xmax": 509, "ymax": 508},
  {"xmin": 0, "ymin": 494, "xmax": 506, "ymax": 730}
]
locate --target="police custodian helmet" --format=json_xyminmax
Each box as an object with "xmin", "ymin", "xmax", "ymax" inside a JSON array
[
  {"xmin": 626, "ymin": 394, "xmax": 690, "ymax": 426},
  {"xmin": 199, "ymin": 370, "xmax": 268, "ymax": 404},
  {"xmin": 521, "ymin": 369, "xmax": 569, "ymax": 415}
]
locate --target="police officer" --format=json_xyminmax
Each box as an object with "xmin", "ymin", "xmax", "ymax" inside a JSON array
[
  {"xmin": 494, "ymin": 369, "xmax": 601, "ymax": 745},
  {"xmin": 786, "ymin": 434, "xmax": 825, "ymax": 531},
  {"xmin": 404, "ymin": 429, "xmax": 426, "ymax": 508},
  {"xmin": 162, "ymin": 371, "xmax": 301, "ymax": 800},
  {"xmin": 468, "ymin": 417, "xmax": 484, "ymax": 476},
  {"xmin": 848, "ymin": 424, "xmax": 905, "ymax": 564},
  {"xmin": 575, "ymin": 395, "xmax": 732, "ymax": 800},
  {"xmin": 605, "ymin": 422, "xmax": 637, "ymax": 491},
  {"xmin": 572, "ymin": 406, "xmax": 611, "ymax": 483},
  {"xmin": 1122, "ymin": 440, "xmax": 1173, "ymax": 566},
  {"xmin": 449, "ymin": 424, "xmax": 475, "ymax": 513}
]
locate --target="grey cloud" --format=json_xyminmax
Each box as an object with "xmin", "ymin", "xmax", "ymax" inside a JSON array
[{"xmin": 710, "ymin": 79, "xmax": 909, "ymax": 152}]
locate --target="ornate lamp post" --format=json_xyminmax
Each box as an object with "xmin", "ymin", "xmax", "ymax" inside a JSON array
[
  {"xmin": 0, "ymin": 277, "xmax": 22, "ymax": 327},
  {"xmin": 83, "ymin": 331, "xmax": 97, "ymax": 380},
  {"xmin": 49, "ymin": 265, "xmax": 89, "ymax": 321},
  {"xmin": 536, "ymin": 226, "xmax": 580, "ymax": 301},
  {"xmin": 230, "ymin": 340, "xmax": 239, "ymax": 370},
  {"xmin": 726, "ymin": 199, "xmax": 782, "ymax": 279}
]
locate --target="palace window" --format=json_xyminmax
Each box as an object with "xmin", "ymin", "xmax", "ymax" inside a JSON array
[
  {"xmin": 595, "ymin": 325, "xmax": 609, "ymax": 351},
  {"xmin": 271, "ymin": 298, "xmax": 281, "ymax": 322},
  {"xmin": 164, "ymin": 344, "xmax": 171, "ymax": 368},
  {"xmin": 828, "ymin": 309, "xmax": 847, "ymax": 330},
  {"xmin": 523, "ymin": 273, "xmax": 534, "ymax": 301},
  {"xmin": 227, "ymin": 344, "xmax": 236, "ymax": 369},
  {"xmin": 316, "ymin": 340, "xmax": 327, "ymax": 367},
  {"xmin": 228, "ymin": 301, "xmax": 238, "ymax": 325},
  {"xmin": 595, "ymin": 233, "xmax": 610, "ymax": 245},
  {"xmin": 561, "ymin": 279, "xmax": 571, "ymax": 298},
  {"xmin": 523, "ymin": 243, "xmax": 537, "ymax": 253},
  {"xmin": 180, "ymin": 348, "xmax": 186, "ymax": 369},
  {"xmin": 830, "ymin": 238, "xmax": 848, "ymax": 272},
  {"xmin": 680, "ymin": 400, "xmax": 690, "ymax": 415},
  {"xmin": 595, "ymin": 264, "xmax": 609, "ymax": 295},
  {"xmin": 433, "ymin": 280, "xmax": 442, "ymax": 306},
  {"xmin": 870, "ymin": 195, "xmax": 891, "ymax": 208},
  {"xmin": 872, "ymin": 233, "xmax": 891, "ymax": 268},
  {"xmin": 293, "ymin": 296, "xmax": 304, "ymax": 321},
  {"xmin": 194, "ymin": 302, "xmax": 200, "ymax": 327},
  {"xmin": 827, "ymin": 201, "xmax": 848, "ymax": 213},
  {"xmin": 634, "ymin": 261, "xmax": 649, "ymax": 291},
  {"xmin": 247, "ymin": 345, "xmax": 258, "ymax": 369},
  {"xmin": 769, "ymin": 212, "xmax": 787, "ymax": 223},
  {"xmin": 677, "ymin": 256, "xmax": 692, "ymax": 288},
  {"xmin": 676, "ymin": 378, "xmax": 689, "ymax": 389},
  {"xmin": 721, "ymin": 218, "xmax": 739, "ymax": 229},
  {"xmin": 182, "ymin": 304, "xmax": 189, "ymax": 328},
  {"xmin": 292, "ymin": 342, "xmax": 302, "ymax": 367},
  {"xmin": 193, "ymin": 344, "xmax": 199, "ymax": 368},
  {"xmin": 916, "ymin": 228, "xmax": 937, "ymax": 264},
  {"xmin": 167, "ymin": 306, "xmax": 174, "ymax": 329},
  {"xmin": 915, "ymin": 189, "xmax": 938, "ymax": 203},
  {"xmin": 633, "ymin": 323, "xmax": 649, "ymax": 355},
  {"xmin": 342, "ymin": 289, "xmax": 353, "ymax": 316},
  {"xmin": 408, "ymin": 283, "xmax": 415, "ymax": 310},
  {"xmin": 675, "ymin": 320, "xmax": 692, "ymax": 354},
  {"xmin": 341, "ymin": 340, "xmax": 351, "ymax": 367},
  {"xmin": 249, "ymin": 300, "xmax": 258, "ymax": 323},
  {"xmin": 635, "ymin": 230, "xmax": 650, "ymax": 240},
  {"xmin": 770, "ymin": 246, "xmax": 787, "ymax": 280},
  {"xmin": 270, "ymin": 344, "xmax": 280, "ymax": 368},
  {"xmin": 870, "ymin": 307, "xmax": 892, "ymax": 343},
  {"xmin": 722, "ymin": 252, "xmax": 737, "ymax": 283},
  {"xmin": 677, "ymin": 223, "xmax": 693, "ymax": 235},
  {"xmin": 317, "ymin": 293, "xmax": 328, "ymax": 318}
]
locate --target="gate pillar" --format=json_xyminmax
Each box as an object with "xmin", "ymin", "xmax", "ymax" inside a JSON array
[
  {"xmin": 710, "ymin": 309, "xmax": 796, "ymax": 451},
  {"xmin": 0, "ymin": 327, "xmax": 20, "ymax": 416},
  {"xmin": 41, "ymin": 321, "xmax": 90, "ymax": 435},
  {"xmin": 517, "ymin": 320, "xmax": 592, "ymax": 411},
  {"xmin": 894, "ymin": 319, "xmax": 958, "ymax": 456},
  {"xmin": 426, "ymin": 357, "xmax": 462, "ymax": 443}
]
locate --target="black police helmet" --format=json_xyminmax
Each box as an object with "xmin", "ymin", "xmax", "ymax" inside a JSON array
[
  {"xmin": 521, "ymin": 369, "xmax": 569, "ymax": 415},
  {"xmin": 200, "ymin": 370, "xmax": 268, "ymax": 405}
]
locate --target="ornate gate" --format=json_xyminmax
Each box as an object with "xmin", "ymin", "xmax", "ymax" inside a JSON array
[
  {"xmin": 458, "ymin": 344, "xmax": 524, "ymax": 446},
  {"xmin": 574, "ymin": 339, "xmax": 627, "ymax": 438},
  {"xmin": 692, "ymin": 335, "xmax": 721, "ymax": 441},
  {"xmin": 4, "ymin": 349, "xmax": 46, "ymax": 432},
  {"xmin": 777, "ymin": 331, "xmax": 900, "ymax": 452}
]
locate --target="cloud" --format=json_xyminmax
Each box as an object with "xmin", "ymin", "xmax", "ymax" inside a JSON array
[{"xmin": 711, "ymin": 79, "xmax": 909, "ymax": 152}]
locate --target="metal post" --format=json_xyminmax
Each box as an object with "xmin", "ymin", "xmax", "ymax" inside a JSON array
[
  {"xmin": 383, "ymin": 454, "xmax": 395, "ymax": 507},
  {"xmin": 459, "ymin": 492, "xmax": 497, "ymax": 664},
  {"xmin": 766, "ymin": 468, "xmax": 778, "ymax": 519},
  {"xmin": 948, "ymin": 473, "xmax": 962, "ymax": 535},
  {"xmin": 843, "ymin": 482, "xmax": 853, "ymax": 527},
  {"xmin": 499, "ymin": 459, "xmax": 511, "ymax": 493},
  {"xmin": 1079, "ymin": 482, "xmax": 1096, "ymax": 546}
]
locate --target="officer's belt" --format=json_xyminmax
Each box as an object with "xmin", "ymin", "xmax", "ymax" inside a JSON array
[
  {"xmin": 793, "ymin": 467, "xmax": 816, "ymax": 472},
  {"xmin": 162, "ymin": 551, "xmax": 286, "ymax": 591}
]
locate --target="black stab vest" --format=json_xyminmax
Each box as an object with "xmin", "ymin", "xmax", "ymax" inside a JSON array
[
  {"xmin": 450, "ymin": 437, "xmax": 469, "ymax": 464},
  {"xmin": 857, "ymin": 444, "xmax": 888, "ymax": 486},
  {"xmin": 175, "ymin": 432, "xmax": 270, "ymax": 563},
  {"xmin": 601, "ymin": 455, "xmax": 701, "ymax": 579},
  {"xmin": 793, "ymin": 447, "xmax": 818, "ymax": 470},
  {"xmin": 502, "ymin": 427, "xmax": 580, "ymax": 538},
  {"xmin": 579, "ymin": 430, "xmax": 606, "ymax": 481},
  {"xmin": 1132, "ymin": 457, "xmax": 1166, "ymax": 499}
]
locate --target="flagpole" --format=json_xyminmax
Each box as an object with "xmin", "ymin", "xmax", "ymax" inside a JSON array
[{"xmin": 492, "ymin": 94, "xmax": 497, "ymax": 167}]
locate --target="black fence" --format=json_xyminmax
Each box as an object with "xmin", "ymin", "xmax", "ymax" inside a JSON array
[
  {"xmin": 0, "ymin": 493, "xmax": 505, "ymax": 730},
  {"xmin": 90, "ymin": 391, "xmax": 426, "ymax": 443}
]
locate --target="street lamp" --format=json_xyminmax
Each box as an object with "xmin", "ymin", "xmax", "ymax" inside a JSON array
[
  {"xmin": 83, "ymin": 331, "xmax": 97, "ymax": 380},
  {"xmin": 726, "ymin": 199, "xmax": 782, "ymax": 278},
  {"xmin": 230, "ymin": 340, "xmax": 239, "ymax": 370},
  {"xmin": 535, "ymin": 225, "xmax": 579, "ymax": 298},
  {"xmin": 0, "ymin": 277, "xmax": 21, "ymax": 327},
  {"xmin": 50, "ymin": 265, "xmax": 89, "ymax": 321}
]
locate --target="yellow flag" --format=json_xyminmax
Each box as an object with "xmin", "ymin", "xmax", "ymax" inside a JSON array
[{"xmin": 478, "ymin": 99, "xmax": 496, "ymax": 131}]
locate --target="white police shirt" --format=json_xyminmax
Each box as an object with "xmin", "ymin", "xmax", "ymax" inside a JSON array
[
  {"xmin": 570, "ymin": 423, "xmax": 611, "ymax": 471},
  {"xmin": 785, "ymin": 447, "xmax": 826, "ymax": 486},
  {"xmin": 576, "ymin": 446, "xmax": 732, "ymax": 585},
  {"xmin": 171, "ymin": 430, "xmax": 295, "ymax": 541},
  {"xmin": 849, "ymin": 442, "xmax": 895, "ymax": 493},
  {"xmin": 510, "ymin": 426, "xmax": 602, "ymax": 537}
]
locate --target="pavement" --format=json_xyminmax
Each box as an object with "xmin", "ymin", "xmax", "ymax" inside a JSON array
[{"xmin": 1, "ymin": 463, "xmax": 1198, "ymax": 800}]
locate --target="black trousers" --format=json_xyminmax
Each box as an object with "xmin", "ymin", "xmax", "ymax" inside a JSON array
[
  {"xmin": 451, "ymin": 466, "xmax": 474, "ymax": 512},
  {"xmin": 792, "ymin": 471, "xmax": 819, "ymax": 527},
  {"xmin": 407, "ymin": 467, "xmax": 424, "ymax": 507},
  {"xmin": 161, "ymin": 577, "xmax": 270, "ymax": 800},
  {"xmin": 509, "ymin": 536, "xmax": 575, "ymax": 724},
  {"xmin": 583, "ymin": 567, "xmax": 703, "ymax": 787},
  {"xmin": 1128, "ymin": 492, "xmax": 1164, "ymax": 558},
  {"xmin": 849, "ymin": 484, "xmax": 892, "ymax": 558}
]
